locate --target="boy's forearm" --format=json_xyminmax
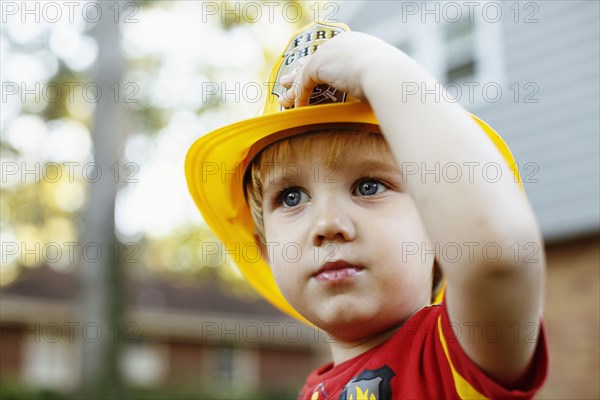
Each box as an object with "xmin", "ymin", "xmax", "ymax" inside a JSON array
[
  {"xmin": 361, "ymin": 51, "xmax": 543, "ymax": 275},
  {"xmin": 362, "ymin": 50, "xmax": 546, "ymax": 384}
]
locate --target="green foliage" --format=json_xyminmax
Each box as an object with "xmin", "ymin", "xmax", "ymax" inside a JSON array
[
  {"xmin": 0, "ymin": 379, "xmax": 69, "ymax": 400},
  {"xmin": 0, "ymin": 379, "xmax": 299, "ymax": 400},
  {"xmin": 128, "ymin": 386, "xmax": 299, "ymax": 400}
]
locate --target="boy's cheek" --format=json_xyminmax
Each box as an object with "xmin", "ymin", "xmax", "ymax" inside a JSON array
[
  {"xmin": 271, "ymin": 268, "xmax": 304, "ymax": 306},
  {"xmin": 253, "ymin": 233, "xmax": 271, "ymax": 262}
]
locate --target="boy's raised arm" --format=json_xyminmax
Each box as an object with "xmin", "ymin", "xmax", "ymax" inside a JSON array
[{"xmin": 281, "ymin": 32, "xmax": 545, "ymax": 386}]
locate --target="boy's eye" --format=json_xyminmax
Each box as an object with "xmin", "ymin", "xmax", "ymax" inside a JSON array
[
  {"xmin": 355, "ymin": 179, "xmax": 386, "ymax": 196},
  {"xmin": 281, "ymin": 188, "xmax": 309, "ymax": 207}
]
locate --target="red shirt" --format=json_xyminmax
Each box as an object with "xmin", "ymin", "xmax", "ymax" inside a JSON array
[{"xmin": 299, "ymin": 303, "xmax": 548, "ymax": 399}]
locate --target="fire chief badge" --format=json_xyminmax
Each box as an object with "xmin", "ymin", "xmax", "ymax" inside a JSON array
[{"xmin": 271, "ymin": 21, "xmax": 348, "ymax": 110}]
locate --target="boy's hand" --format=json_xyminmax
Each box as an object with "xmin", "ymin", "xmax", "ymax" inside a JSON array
[{"xmin": 278, "ymin": 32, "xmax": 406, "ymax": 109}]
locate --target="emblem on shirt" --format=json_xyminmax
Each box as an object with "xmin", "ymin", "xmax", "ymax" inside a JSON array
[
  {"xmin": 338, "ymin": 365, "xmax": 395, "ymax": 400},
  {"xmin": 310, "ymin": 383, "xmax": 329, "ymax": 400}
]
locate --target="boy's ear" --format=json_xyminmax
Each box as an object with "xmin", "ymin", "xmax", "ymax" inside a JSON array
[{"xmin": 253, "ymin": 232, "xmax": 270, "ymax": 264}]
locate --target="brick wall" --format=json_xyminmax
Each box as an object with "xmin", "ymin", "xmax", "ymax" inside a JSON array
[
  {"xmin": 538, "ymin": 234, "xmax": 600, "ymax": 399},
  {"xmin": 0, "ymin": 325, "xmax": 22, "ymax": 379}
]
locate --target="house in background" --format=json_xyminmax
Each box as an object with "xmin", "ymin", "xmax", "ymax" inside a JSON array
[
  {"xmin": 0, "ymin": 266, "xmax": 329, "ymax": 397},
  {"xmin": 337, "ymin": 1, "xmax": 599, "ymax": 398}
]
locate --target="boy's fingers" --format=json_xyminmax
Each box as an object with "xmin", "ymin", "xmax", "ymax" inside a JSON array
[
  {"xmin": 278, "ymin": 84, "xmax": 297, "ymax": 108},
  {"xmin": 280, "ymin": 73, "xmax": 295, "ymax": 89},
  {"xmin": 281, "ymin": 58, "xmax": 307, "ymax": 88},
  {"xmin": 294, "ymin": 67, "xmax": 319, "ymax": 108},
  {"xmin": 279, "ymin": 57, "xmax": 321, "ymax": 108}
]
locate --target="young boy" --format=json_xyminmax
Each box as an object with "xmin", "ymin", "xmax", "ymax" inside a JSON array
[{"xmin": 186, "ymin": 21, "xmax": 548, "ymax": 399}]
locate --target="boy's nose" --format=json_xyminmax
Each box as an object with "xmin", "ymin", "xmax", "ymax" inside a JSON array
[{"xmin": 310, "ymin": 203, "xmax": 356, "ymax": 246}]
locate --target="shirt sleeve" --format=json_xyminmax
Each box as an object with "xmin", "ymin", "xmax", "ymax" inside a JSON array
[{"xmin": 437, "ymin": 301, "xmax": 548, "ymax": 399}]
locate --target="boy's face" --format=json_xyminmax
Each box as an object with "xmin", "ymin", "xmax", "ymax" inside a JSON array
[{"xmin": 261, "ymin": 134, "xmax": 434, "ymax": 342}]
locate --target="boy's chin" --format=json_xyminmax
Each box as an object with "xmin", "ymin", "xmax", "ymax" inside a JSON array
[
  {"xmin": 322, "ymin": 316, "xmax": 404, "ymax": 344},
  {"xmin": 303, "ymin": 301, "xmax": 407, "ymax": 343}
]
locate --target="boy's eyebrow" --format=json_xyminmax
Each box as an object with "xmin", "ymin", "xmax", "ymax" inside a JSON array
[
  {"xmin": 263, "ymin": 174, "xmax": 301, "ymax": 196},
  {"xmin": 354, "ymin": 159, "xmax": 401, "ymax": 174},
  {"xmin": 263, "ymin": 158, "xmax": 402, "ymax": 195}
]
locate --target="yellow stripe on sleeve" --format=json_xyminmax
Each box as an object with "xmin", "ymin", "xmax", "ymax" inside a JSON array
[{"xmin": 437, "ymin": 316, "xmax": 488, "ymax": 400}]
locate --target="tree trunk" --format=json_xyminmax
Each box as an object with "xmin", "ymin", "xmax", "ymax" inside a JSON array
[{"xmin": 79, "ymin": 4, "xmax": 126, "ymax": 398}]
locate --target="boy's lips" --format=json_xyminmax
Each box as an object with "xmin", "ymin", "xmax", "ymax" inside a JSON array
[{"xmin": 312, "ymin": 260, "xmax": 365, "ymax": 282}]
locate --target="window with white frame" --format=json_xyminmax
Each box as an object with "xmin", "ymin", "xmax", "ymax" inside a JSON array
[
  {"xmin": 121, "ymin": 340, "xmax": 169, "ymax": 388},
  {"xmin": 440, "ymin": 3, "xmax": 507, "ymax": 107},
  {"xmin": 22, "ymin": 334, "xmax": 80, "ymax": 391},
  {"xmin": 388, "ymin": 3, "xmax": 505, "ymax": 107},
  {"xmin": 444, "ymin": 16, "xmax": 477, "ymax": 83},
  {"xmin": 202, "ymin": 345, "xmax": 258, "ymax": 392}
]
